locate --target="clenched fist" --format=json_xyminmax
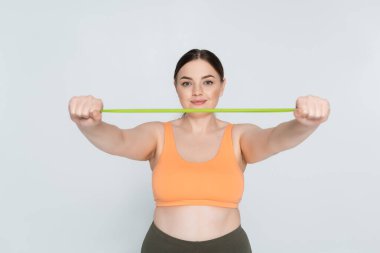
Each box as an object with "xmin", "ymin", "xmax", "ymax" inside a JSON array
[
  {"xmin": 68, "ymin": 95, "xmax": 103, "ymax": 127},
  {"xmin": 294, "ymin": 95, "xmax": 330, "ymax": 127}
]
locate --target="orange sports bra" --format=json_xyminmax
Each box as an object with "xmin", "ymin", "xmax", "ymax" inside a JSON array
[{"xmin": 152, "ymin": 121, "xmax": 244, "ymax": 208}]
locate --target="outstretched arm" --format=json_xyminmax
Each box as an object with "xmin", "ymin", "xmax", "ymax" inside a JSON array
[
  {"xmin": 68, "ymin": 95, "xmax": 158, "ymax": 161},
  {"xmin": 240, "ymin": 95, "xmax": 330, "ymax": 164}
]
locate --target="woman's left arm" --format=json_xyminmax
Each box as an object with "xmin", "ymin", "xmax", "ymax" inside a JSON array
[{"xmin": 268, "ymin": 95, "xmax": 330, "ymax": 151}]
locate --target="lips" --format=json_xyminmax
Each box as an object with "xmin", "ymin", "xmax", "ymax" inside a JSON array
[{"xmin": 191, "ymin": 100, "xmax": 207, "ymax": 105}]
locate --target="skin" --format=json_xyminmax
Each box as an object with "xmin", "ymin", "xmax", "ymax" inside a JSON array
[{"xmin": 68, "ymin": 59, "xmax": 330, "ymax": 241}]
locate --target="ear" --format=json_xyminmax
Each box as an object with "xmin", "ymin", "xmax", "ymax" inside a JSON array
[{"xmin": 219, "ymin": 78, "xmax": 226, "ymax": 97}]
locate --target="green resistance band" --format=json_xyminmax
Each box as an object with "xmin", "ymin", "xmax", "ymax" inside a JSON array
[{"xmin": 101, "ymin": 108, "xmax": 295, "ymax": 113}]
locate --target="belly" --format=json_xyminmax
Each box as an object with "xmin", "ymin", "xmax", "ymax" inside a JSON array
[{"xmin": 153, "ymin": 205, "xmax": 241, "ymax": 241}]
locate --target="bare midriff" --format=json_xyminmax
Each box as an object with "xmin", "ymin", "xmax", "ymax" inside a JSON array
[{"xmin": 153, "ymin": 205, "xmax": 241, "ymax": 241}]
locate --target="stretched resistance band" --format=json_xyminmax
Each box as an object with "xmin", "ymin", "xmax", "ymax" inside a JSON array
[{"xmin": 101, "ymin": 108, "xmax": 295, "ymax": 113}]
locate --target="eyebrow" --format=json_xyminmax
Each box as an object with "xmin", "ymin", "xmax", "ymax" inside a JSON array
[{"xmin": 179, "ymin": 75, "xmax": 215, "ymax": 80}]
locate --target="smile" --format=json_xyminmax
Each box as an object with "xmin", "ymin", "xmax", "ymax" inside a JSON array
[{"xmin": 191, "ymin": 100, "xmax": 207, "ymax": 105}]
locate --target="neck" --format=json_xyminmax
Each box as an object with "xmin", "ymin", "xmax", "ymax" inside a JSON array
[{"xmin": 180, "ymin": 113, "xmax": 219, "ymax": 134}]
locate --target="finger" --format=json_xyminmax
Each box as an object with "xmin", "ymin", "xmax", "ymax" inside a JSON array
[
  {"xmin": 69, "ymin": 96, "xmax": 78, "ymax": 116},
  {"xmin": 304, "ymin": 98, "xmax": 313, "ymax": 119},
  {"xmin": 81, "ymin": 97, "xmax": 92, "ymax": 119},
  {"xmin": 321, "ymin": 99, "xmax": 330, "ymax": 121},
  {"xmin": 300, "ymin": 101, "xmax": 308, "ymax": 118},
  {"xmin": 90, "ymin": 99, "xmax": 102, "ymax": 121},
  {"xmin": 69, "ymin": 97, "xmax": 78, "ymax": 122},
  {"xmin": 295, "ymin": 97, "xmax": 306, "ymax": 118},
  {"xmin": 309, "ymin": 99, "xmax": 318, "ymax": 120},
  {"xmin": 315, "ymin": 100, "xmax": 322, "ymax": 120},
  {"xmin": 91, "ymin": 110, "xmax": 102, "ymax": 122},
  {"xmin": 68, "ymin": 97, "xmax": 73, "ymax": 114},
  {"xmin": 73, "ymin": 98, "xmax": 83, "ymax": 118},
  {"xmin": 294, "ymin": 105, "xmax": 301, "ymax": 118},
  {"xmin": 318, "ymin": 99, "xmax": 326, "ymax": 120},
  {"xmin": 76, "ymin": 97, "xmax": 87, "ymax": 118}
]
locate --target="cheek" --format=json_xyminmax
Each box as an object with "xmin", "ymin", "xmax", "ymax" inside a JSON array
[
  {"xmin": 176, "ymin": 88, "xmax": 189, "ymax": 99},
  {"xmin": 209, "ymin": 88, "xmax": 222, "ymax": 98}
]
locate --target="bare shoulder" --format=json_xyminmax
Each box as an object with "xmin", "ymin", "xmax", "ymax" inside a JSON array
[
  {"xmin": 138, "ymin": 120, "xmax": 167, "ymax": 138},
  {"xmin": 132, "ymin": 120, "xmax": 165, "ymax": 140},
  {"xmin": 231, "ymin": 122, "xmax": 269, "ymax": 146},
  {"xmin": 135, "ymin": 121, "xmax": 164, "ymax": 131},
  {"xmin": 231, "ymin": 122, "xmax": 263, "ymax": 136},
  {"xmin": 118, "ymin": 121, "xmax": 166, "ymax": 161}
]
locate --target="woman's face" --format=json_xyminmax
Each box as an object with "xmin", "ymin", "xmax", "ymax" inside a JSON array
[{"xmin": 174, "ymin": 59, "xmax": 226, "ymax": 110}]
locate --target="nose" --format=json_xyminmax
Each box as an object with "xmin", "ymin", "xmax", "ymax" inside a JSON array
[{"xmin": 192, "ymin": 83, "xmax": 203, "ymax": 96}]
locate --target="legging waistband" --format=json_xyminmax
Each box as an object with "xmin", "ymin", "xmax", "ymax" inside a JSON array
[{"xmin": 150, "ymin": 221, "xmax": 245, "ymax": 247}]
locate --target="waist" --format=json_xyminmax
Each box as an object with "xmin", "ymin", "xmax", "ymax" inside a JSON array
[{"xmin": 153, "ymin": 205, "xmax": 241, "ymax": 241}]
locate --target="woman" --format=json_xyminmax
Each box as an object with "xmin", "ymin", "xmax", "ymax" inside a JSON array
[{"xmin": 68, "ymin": 49, "xmax": 330, "ymax": 253}]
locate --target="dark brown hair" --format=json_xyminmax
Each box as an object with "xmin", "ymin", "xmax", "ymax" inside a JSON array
[
  {"xmin": 173, "ymin": 49, "xmax": 225, "ymax": 118},
  {"xmin": 174, "ymin": 49, "xmax": 224, "ymax": 83}
]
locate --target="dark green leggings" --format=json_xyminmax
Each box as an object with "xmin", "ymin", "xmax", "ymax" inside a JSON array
[{"xmin": 141, "ymin": 221, "xmax": 253, "ymax": 253}]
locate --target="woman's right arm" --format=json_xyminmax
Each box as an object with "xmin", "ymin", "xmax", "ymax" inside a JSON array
[{"xmin": 68, "ymin": 95, "xmax": 158, "ymax": 161}]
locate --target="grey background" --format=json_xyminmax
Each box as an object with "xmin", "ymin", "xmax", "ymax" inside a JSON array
[{"xmin": 1, "ymin": 0, "xmax": 379, "ymax": 252}]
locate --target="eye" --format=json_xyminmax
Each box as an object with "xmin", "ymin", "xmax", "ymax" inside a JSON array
[
  {"xmin": 204, "ymin": 80, "xmax": 214, "ymax": 85},
  {"xmin": 181, "ymin": 82, "xmax": 191, "ymax": 87}
]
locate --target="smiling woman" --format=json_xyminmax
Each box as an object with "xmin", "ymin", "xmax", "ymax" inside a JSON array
[
  {"xmin": 68, "ymin": 48, "xmax": 330, "ymax": 253},
  {"xmin": 173, "ymin": 49, "xmax": 226, "ymax": 118}
]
